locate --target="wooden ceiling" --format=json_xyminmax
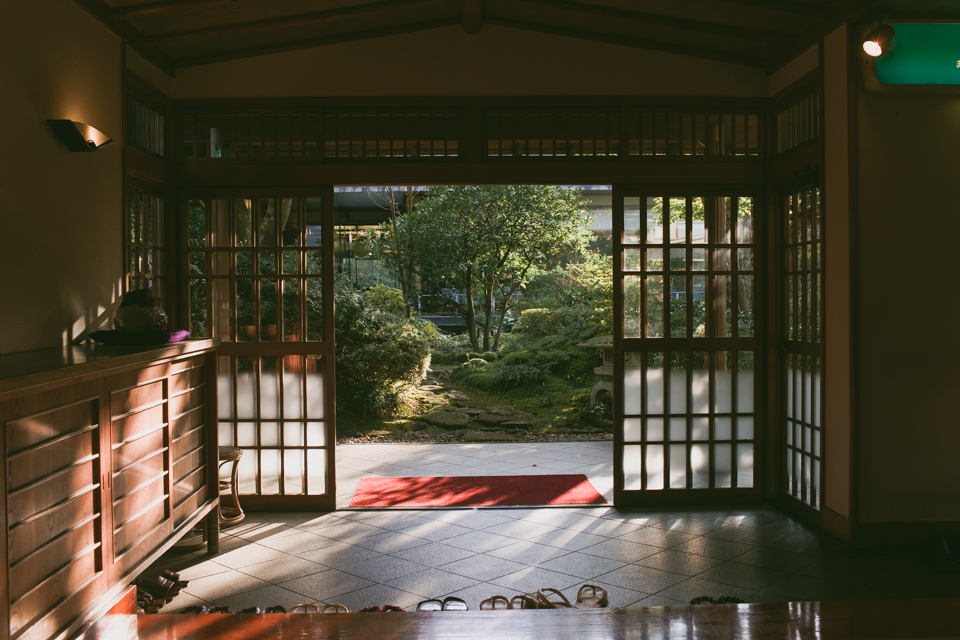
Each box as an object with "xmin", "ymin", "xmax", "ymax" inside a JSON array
[{"xmin": 73, "ymin": 0, "xmax": 954, "ymax": 77}]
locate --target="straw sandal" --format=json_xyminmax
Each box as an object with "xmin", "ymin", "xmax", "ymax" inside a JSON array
[
  {"xmin": 536, "ymin": 588, "xmax": 573, "ymax": 609},
  {"xmin": 441, "ymin": 596, "xmax": 468, "ymax": 611},
  {"xmin": 574, "ymin": 585, "xmax": 608, "ymax": 609},
  {"xmin": 289, "ymin": 604, "xmax": 319, "ymax": 613},
  {"xmin": 511, "ymin": 594, "xmax": 540, "ymax": 609},
  {"xmin": 479, "ymin": 595, "xmax": 512, "ymax": 610},
  {"xmin": 321, "ymin": 604, "xmax": 350, "ymax": 613},
  {"xmin": 416, "ymin": 599, "xmax": 443, "ymax": 611},
  {"xmin": 161, "ymin": 570, "xmax": 189, "ymax": 589}
]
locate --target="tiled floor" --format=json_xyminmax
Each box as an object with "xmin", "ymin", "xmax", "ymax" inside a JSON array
[{"xmin": 152, "ymin": 443, "xmax": 960, "ymax": 614}]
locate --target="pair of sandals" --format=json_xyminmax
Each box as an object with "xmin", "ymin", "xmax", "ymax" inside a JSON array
[
  {"xmin": 180, "ymin": 605, "xmax": 233, "ymax": 614},
  {"xmin": 289, "ymin": 603, "xmax": 351, "ymax": 613},
  {"xmin": 137, "ymin": 571, "xmax": 189, "ymax": 601},
  {"xmin": 480, "ymin": 586, "xmax": 608, "ymax": 610},
  {"xmin": 415, "ymin": 596, "xmax": 468, "ymax": 611},
  {"xmin": 359, "ymin": 605, "xmax": 404, "ymax": 613}
]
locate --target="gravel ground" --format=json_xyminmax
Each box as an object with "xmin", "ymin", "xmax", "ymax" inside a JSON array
[{"xmin": 337, "ymin": 431, "xmax": 613, "ymax": 445}]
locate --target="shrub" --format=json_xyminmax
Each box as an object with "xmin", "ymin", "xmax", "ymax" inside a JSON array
[
  {"xmin": 335, "ymin": 277, "xmax": 430, "ymax": 416},
  {"xmin": 363, "ymin": 283, "xmax": 404, "ymax": 315}
]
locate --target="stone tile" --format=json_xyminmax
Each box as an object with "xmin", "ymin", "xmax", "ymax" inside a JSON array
[
  {"xmin": 439, "ymin": 554, "xmax": 529, "ymax": 582},
  {"xmin": 593, "ymin": 563, "xmax": 687, "ymax": 594},
  {"xmin": 255, "ymin": 530, "xmax": 336, "ymax": 554},
  {"xmin": 398, "ymin": 521, "xmax": 475, "ymax": 542},
  {"xmin": 235, "ymin": 556, "xmax": 328, "ymax": 584},
  {"xmin": 482, "ymin": 520, "xmax": 561, "ymax": 541},
  {"xmin": 630, "ymin": 594, "xmax": 691, "ymax": 608},
  {"xmin": 763, "ymin": 573, "xmax": 867, "ymax": 601},
  {"xmin": 296, "ymin": 541, "xmax": 384, "ymax": 569},
  {"xmin": 797, "ymin": 555, "xmax": 903, "ymax": 587},
  {"xmin": 635, "ymin": 550, "xmax": 726, "ymax": 577},
  {"xmin": 518, "ymin": 510, "xmax": 601, "ymax": 530},
  {"xmin": 158, "ymin": 558, "xmax": 232, "ymax": 581},
  {"xmin": 654, "ymin": 576, "xmax": 758, "ymax": 604},
  {"xmin": 486, "ymin": 540, "xmax": 572, "ymax": 565},
  {"xmin": 442, "ymin": 530, "xmax": 521, "ymax": 553},
  {"xmin": 359, "ymin": 513, "xmax": 437, "ymax": 531},
  {"xmin": 353, "ymin": 531, "xmax": 432, "ymax": 554},
  {"xmin": 672, "ymin": 537, "xmax": 756, "ymax": 561},
  {"xmin": 579, "ymin": 538, "xmax": 661, "ymax": 562},
  {"xmin": 389, "ymin": 541, "xmax": 478, "ymax": 566},
  {"xmin": 302, "ymin": 520, "xmax": 387, "ymax": 543},
  {"xmin": 385, "ymin": 568, "xmax": 480, "ymax": 598},
  {"xmin": 341, "ymin": 556, "xmax": 430, "ymax": 582},
  {"xmin": 761, "ymin": 530, "xmax": 838, "ymax": 556},
  {"xmin": 278, "ymin": 568, "xmax": 375, "ymax": 602},
  {"xmin": 164, "ymin": 592, "xmax": 212, "ymax": 613},
  {"xmin": 488, "ymin": 566, "xmax": 582, "ymax": 595},
  {"xmin": 332, "ymin": 583, "xmax": 423, "ymax": 612},
  {"xmin": 417, "ymin": 510, "xmax": 516, "ymax": 529},
  {"xmin": 537, "ymin": 551, "xmax": 628, "ymax": 580},
  {"xmin": 599, "ymin": 509, "xmax": 670, "ymax": 527},
  {"xmin": 575, "ymin": 519, "xmax": 645, "ymax": 538},
  {"xmin": 651, "ymin": 515, "xmax": 727, "ymax": 535},
  {"xmin": 527, "ymin": 528, "xmax": 610, "ymax": 551},
  {"xmin": 696, "ymin": 561, "xmax": 792, "ymax": 591},
  {"xmin": 182, "ymin": 570, "xmax": 272, "ymax": 601},
  {"xmin": 733, "ymin": 547, "xmax": 821, "ymax": 573},
  {"xmin": 209, "ymin": 584, "xmax": 311, "ymax": 612},
  {"xmin": 702, "ymin": 524, "xmax": 775, "ymax": 546},
  {"xmin": 617, "ymin": 527, "xmax": 699, "ymax": 549}
]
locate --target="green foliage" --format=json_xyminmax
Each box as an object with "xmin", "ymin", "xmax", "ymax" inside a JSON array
[
  {"xmin": 363, "ymin": 284, "xmax": 404, "ymax": 316},
  {"xmin": 334, "ymin": 276, "xmax": 431, "ymax": 416}
]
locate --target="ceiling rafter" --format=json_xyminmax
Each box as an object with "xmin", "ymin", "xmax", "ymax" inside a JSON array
[
  {"xmin": 462, "ymin": 0, "xmax": 484, "ymax": 34},
  {"xmin": 514, "ymin": 0, "xmax": 794, "ymax": 41},
  {"xmin": 485, "ymin": 17, "xmax": 767, "ymax": 67},
  {"xmin": 175, "ymin": 17, "xmax": 460, "ymax": 68},
  {"xmin": 72, "ymin": 0, "xmax": 176, "ymax": 75},
  {"xmin": 720, "ymin": 0, "xmax": 835, "ymax": 18},
  {"xmin": 114, "ymin": 0, "xmax": 237, "ymax": 20},
  {"xmin": 151, "ymin": 0, "xmax": 440, "ymax": 42}
]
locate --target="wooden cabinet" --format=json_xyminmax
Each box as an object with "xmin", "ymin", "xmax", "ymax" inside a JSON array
[{"xmin": 0, "ymin": 340, "xmax": 221, "ymax": 640}]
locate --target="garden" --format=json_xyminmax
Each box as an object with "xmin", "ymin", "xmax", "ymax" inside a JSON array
[{"xmin": 334, "ymin": 185, "xmax": 616, "ymax": 444}]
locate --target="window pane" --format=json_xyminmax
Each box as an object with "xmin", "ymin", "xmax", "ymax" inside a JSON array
[
  {"xmin": 235, "ymin": 199, "xmax": 252, "ymax": 247},
  {"xmin": 646, "ymin": 197, "xmax": 664, "ymax": 244},
  {"xmin": 284, "ymin": 449, "xmax": 303, "ymax": 495},
  {"xmin": 282, "ymin": 198, "xmax": 300, "ymax": 246},
  {"xmin": 670, "ymin": 445, "xmax": 686, "ymax": 489},
  {"xmin": 624, "ymin": 275, "xmax": 641, "ymax": 337},
  {"xmin": 645, "ymin": 445, "xmax": 664, "ymax": 490},
  {"xmin": 647, "ymin": 275, "xmax": 663, "ymax": 338},
  {"xmin": 189, "ymin": 200, "xmax": 206, "ymax": 247},
  {"xmin": 624, "ymin": 197, "xmax": 641, "ymax": 244},
  {"xmin": 669, "ymin": 198, "xmax": 686, "ymax": 244},
  {"xmin": 646, "ymin": 352, "xmax": 664, "ymax": 414},
  {"xmin": 624, "ymin": 445, "xmax": 643, "ymax": 490}
]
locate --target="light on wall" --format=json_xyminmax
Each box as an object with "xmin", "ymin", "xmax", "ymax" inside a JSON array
[
  {"xmin": 863, "ymin": 23, "xmax": 896, "ymax": 57},
  {"xmin": 47, "ymin": 119, "xmax": 113, "ymax": 152}
]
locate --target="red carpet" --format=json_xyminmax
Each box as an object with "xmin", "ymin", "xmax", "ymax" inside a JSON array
[{"xmin": 349, "ymin": 474, "xmax": 609, "ymax": 508}]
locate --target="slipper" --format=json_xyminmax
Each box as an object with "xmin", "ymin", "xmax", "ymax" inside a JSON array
[
  {"xmin": 383, "ymin": 605, "xmax": 404, "ymax": 612},
  {"xmin": 321, "ymin": 604, "xmax": 350, "ymax": 613},
  {"xmin": 265, "ymin": 606, "xmax": 287, "ymax": 613},
  {"xmin": 511, "ymin": 595, "xmax": 540, "ymax": 610},
  {"xmin": 161, "ymin": 570, "xmax": 190, "ymax": 589},
  {"xmin": 239, "ymin": 607, "xmax": 263, "ymax": 614},
  {"xmin": 441, "ymin": 596, "xmax": 468, "ymax": 611},
  {"xmin": 416, "ymin": 599, "xmax": 443, "ymax": 611},
  {"xmin": 359, "ymin": 606, "xmax": 382, "ymax": 613},
  {"xmin": 137, "ymin": 576, "xmax": 181, "ymax": 602},
  {"xmin": 289, "ymin": 604, "xmax": 319, "ymax": 613},
  {"xmin": 479, "ymin": 595, "xmax": 512, "ymax": 610},
  {"xmin": 208, "ymin": 606, "xmax": 233, "ymax": 614},
  {"xmin": 180, "ymin": 605, "xmax": 209, "ymax": 614},
  {"xmin": 536, "ymin": 588, "xmax": 573, "ymax": 609},
  {"xmin": 574, "ymin": 584, "xmax": 608, "ymax": 609}
]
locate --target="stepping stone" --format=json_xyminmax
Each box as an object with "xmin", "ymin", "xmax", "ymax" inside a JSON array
[
  {"xmin": 500, "ymin": 421, "xmax": 533, "ymax": 428},
  {"xmin": 488, "ymin": 405, "xmax": 518, "ymax": 415},
  {"xmin": 445, "ymin": 390, "xmax": 470, "ymax": 401},
  {"xmin": 419, "ymin": 385, "xmax": 444, "ymax": 391},
  {"xmin": 423, "ymin": 410, "xmax": 469, "ymax": 427},
  {"xmin": 474, "ymin": 412, "xmax": 510, "ymax": 424},
  {"xmin": 460, "ymin": 408, "xmax": 485, "ymax": 415},
  {"xmin": 421, "ymin": 395, "xmax": 449, "ymax": 406}
]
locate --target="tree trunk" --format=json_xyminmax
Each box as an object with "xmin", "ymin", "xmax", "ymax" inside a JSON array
[
  {"xmin": 482, "ymin": 284, "xmax": 494, "ymax": 352},
  {"xmin": 464, "ymin": 267, "xmax": 480, "ymax": 351},
  {"xmin": 493, "ymin": 298, "xmax": 510, "ymax": 351}
]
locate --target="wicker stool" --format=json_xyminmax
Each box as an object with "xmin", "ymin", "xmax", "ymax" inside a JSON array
[{"xmin": 218, "ymin": 446, "xmax": 245, "ymax": 528}]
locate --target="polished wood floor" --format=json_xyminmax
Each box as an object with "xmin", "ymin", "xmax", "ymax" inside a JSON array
[{"xmin": 84, "ymin": 598, "xmax": 960, "ymax": 639}]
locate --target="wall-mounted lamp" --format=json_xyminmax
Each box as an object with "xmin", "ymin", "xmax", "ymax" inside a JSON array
[
  {"xmin": 47, "ymin": 119, "xmax": 113, "ymax": 152},
  {"xmin": 863, "ymin": 22, "xmax": 896, "ymax": 57}
]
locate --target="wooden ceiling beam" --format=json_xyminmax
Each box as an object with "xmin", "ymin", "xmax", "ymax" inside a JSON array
[
  {"xmin": 485, "ymin": 17, "xmax": 767, "ymax": 67},
  {"xmin": 175, "ymin": 17, "xmax": 459, "ymax": 68},
  {"xmin": 114, "ymin": 0, "xmax": 237, "ymax": 20},
  {"xmin": 152, "ymin": 0, "xmax": 441, "ymax": 42},
  {"xmin": 71, "ymin": 0, "xmax": 176, "ymax": 76},
  {"xmin": 462, "ymin": 0, "xmax": 483, "ymax": 34},
  {"xmin": 720, "ymin": 0, "xmax": 835, "ymax": 19},
  {"xmin": 515, "ymin": 0, "xmax": 793, "ymax": 41}
]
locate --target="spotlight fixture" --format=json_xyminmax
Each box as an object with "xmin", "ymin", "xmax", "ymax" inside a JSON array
[
  {"xmin": 47, "ymin": 119, "xmax": 113, "ymax": 152},
  {"xmin": 863, "ymin": 22, "xmax": 896, "ymax": 57}
]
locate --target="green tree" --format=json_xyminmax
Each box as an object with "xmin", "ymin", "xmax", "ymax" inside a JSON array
[{"xmin": 385, "ymin": 186, "xmax": 590, "ymax": 352}]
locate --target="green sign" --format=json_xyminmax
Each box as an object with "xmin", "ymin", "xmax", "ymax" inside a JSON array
[{"xmin": 876, "ymin": 23, "xmax": 960, "ymax": 85}]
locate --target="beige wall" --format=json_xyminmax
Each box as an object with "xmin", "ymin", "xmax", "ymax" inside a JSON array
[
  {"xmin": 173, "ymin": 24, "xmax": 765, "ymax": 99},
  {"xmin": 127, "ymin": 46, "xmax": 172, "ymax": 98},
  {"xmin": 0, "ymin": 0, "xmax": 123, "ymax": 354},
  {"xmin": 822, "ymin": 25, "xmax": 853, "ymax": 523},
  {"xmin": 857, "ymin": 89, "xmax": 960, "ymax": 523}
]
